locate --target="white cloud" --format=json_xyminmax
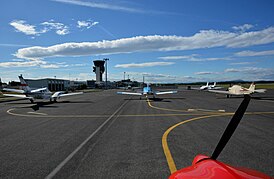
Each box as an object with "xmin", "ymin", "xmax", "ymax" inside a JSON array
[
  {"xmin": 127, "ymin": 72, "xmax": 175, "ymax": 78},
  {"xmin": 229, "ymin": 62, "xmax": 256, "ymax": 65},
  {"xmin": 159, "ymin": 55, "xmax": 230, "ymax": 62},
  {"xmin": 115, "ymin": 62, "xmax": 174, "ymax": 68},
  {"xmin": 225, "ymin": 67, "xmax": 273, "ymax": 74},
  {"xmin": 0, "ymin": 59, "xmax": 46, "ymax": 68},
  {"xmin": 194, "ymin": 71, "xmax": 219, "ymax": 75},
  {"xmin": 56, "ymin": 29, "xmax": 70, "ymax": 35},
  {"xmin": 232, "ymin": 24, "xmax": 254, "ymax": 32},
  {"xmin": 0, "ymin": 43, "xmax": 29, "ymax": 47},
  {"xmin": 41, "ymin": 21, "xmax": 70, "ymax": 35},
  {"xmin": 224, "ymin": 68, "xmax": 241, "ymax": 73},
  {"xmin": 187, "ymin": 57, "xmax": 231, "ymax": 62},
  {"xmin": 77, "ymin": 20, "xmax": 99, "ymax": 29},
  {"xmin": 235, "ymin": 49, "xmax": 274, "ymax": 57},
  {"xmin": 10, "ymin": 20, "xmax": 41, "ymax": 36},
  {"xmin": 15, "ymin": 27, "xmax": 274, "ymax": 60},
  {"xmin": 224, "ymin": 67, "xmax": 274, "ymax": 81},
  {"xmin": 51, "ymin": 0, "xmax": 144, "ymax": 13},
  {"xmin": 194, "ymin": 67, "xmax": 274, "ymax": 81},
  {"xmin": 40, "ymin": 64, "xmax": 61, "ymax": 69},
  {"xmin": 10, "ymin": 20, "xmax": 70, "ymax": 37},
  {"xmin": 158, "ymin": 54, "xmax": 198, "ymax": 60}
]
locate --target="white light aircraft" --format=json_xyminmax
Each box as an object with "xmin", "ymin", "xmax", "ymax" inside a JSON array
[
  {"xmin": 117, "ymin": 83, "xmax": 177, "ymax": 98},
  {"xmin": 2, "ymin": 75, "xmax": 83, "ymax": 103},
  {"xmin": 209, "ymin": 83, "xmax": 266, "ymax": 98},
  {"xmin": 199, "ymin": 82, "xmax": 222, "ymax": 90}
]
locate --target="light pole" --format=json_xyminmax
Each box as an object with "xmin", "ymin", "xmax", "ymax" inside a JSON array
[{"xmin": 104, "ymin": 58, "xmax": 109, "ymax": 89}]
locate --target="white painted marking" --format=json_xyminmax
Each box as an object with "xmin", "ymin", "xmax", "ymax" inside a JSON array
[
  {"xmin": 45, "ymin": 100, "xmax": 128, "ymax": 179},
  {"xmin": 218, "ymin": 109, "xmax": 226, "ymax": 112},
  {"xmin": 27, "ymin": 111, "xmax": 47, "ymax": 115}
]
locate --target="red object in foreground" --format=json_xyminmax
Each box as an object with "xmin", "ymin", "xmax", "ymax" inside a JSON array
[{"xmin": 169, "ymin": 155, "xmax": 271, "ymax": 179}]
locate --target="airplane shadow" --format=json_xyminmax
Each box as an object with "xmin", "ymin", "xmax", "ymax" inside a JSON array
[
  {"xmin": 8, "ymin": 100, "xmax": 94, "ymax": 111},
  {"xmin": 251, "ymin": 96, "xmax": 274, "ymax": 101},
  {"xmin": 29, "ymin": 102, "xmax": 57, "ymax": 111},
  {"xmin": 216, "ymin": 96, "xmax": 274, "ymax": 101},
  {"xmin": 148, "ymin": 98, "xmax": 171, "ymax": 102},
  {"xmin": 123, "ymin": 97, "xmax": 172, "ymax": 102},
  {"xmin": 58, "ymin": 100, "xmax": 94, "ymax": 104}
]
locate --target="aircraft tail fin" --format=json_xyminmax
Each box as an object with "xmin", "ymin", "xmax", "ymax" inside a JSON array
[
  {"xmin": 0, "ymin": 78, "xmax": 2, "ymax": 90},
  {"xmin": 18, "ymin": 75, "xmax": 31, "ymax": 92},
  {"xmin": 248, "ymin": 82, "xmax": 255, "ymax": 92},
  {"xmin": 213, "ymin": 82, "xmax": 216, "ymax": 87},
  {"xmin": 206, "ymin": 82, "xmax": 209, "ymax": 86}
]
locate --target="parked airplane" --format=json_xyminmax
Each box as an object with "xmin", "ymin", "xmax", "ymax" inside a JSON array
[
  {"xmin": 192, "ymin": 82, "xmax": 222, "ymax": 90},
  {"xmin": 169, "ymin": 95, "xmax": 271, "ymax": 178},
  {"xmin": 200, "ymin": 82, "xmax": 222, "ymax": 90},
  {"xmin": 117, "ymin": 83, "xmax": 177, "ymax": 98},
  {"xmin": 209, "ymin": 83, "xmax": 266, "ymax": 98},
  {"xmin": 2, "ymin": 75, "xmax": 83, "ymax": 103}
]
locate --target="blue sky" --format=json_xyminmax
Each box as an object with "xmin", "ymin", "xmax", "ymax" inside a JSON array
[{"xmin": 1, "ymin": 0, "xmax": 274, "ymax": 83}]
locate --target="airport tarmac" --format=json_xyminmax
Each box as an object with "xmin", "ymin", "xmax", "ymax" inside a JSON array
[{"xmin": 0, "ymin": 88, "xmax": 273, "ymax": 178}]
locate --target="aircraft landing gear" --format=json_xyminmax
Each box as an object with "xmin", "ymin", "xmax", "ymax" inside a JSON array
[
  {"xmin": 226, "ymin": 94, "xmax": 230, "ymax": 98},
  {"xmin": 50, "ymin": 98, "xmax": 57, "ymax": 103},
  {"xmin": 30, "ymin": 99, "xmax": 34, "ymax": 103}
]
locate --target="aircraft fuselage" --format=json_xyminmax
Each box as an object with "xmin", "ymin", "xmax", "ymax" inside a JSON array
[{"xmin": 25, "ymin": 91, "xmax": 53, "ymax": 100}]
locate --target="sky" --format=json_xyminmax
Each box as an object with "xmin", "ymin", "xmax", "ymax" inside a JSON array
[{"xmin": 1, "ymin": 0, "xmax": 274, "ymax": 83}]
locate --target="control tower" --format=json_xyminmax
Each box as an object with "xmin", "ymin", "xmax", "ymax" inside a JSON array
[{"xmin": 93, "ymin": 60, "xmax": 105, "ymax": 83}]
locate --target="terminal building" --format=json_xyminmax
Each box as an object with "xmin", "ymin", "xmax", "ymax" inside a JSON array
[{"xmin": 25, "ymin": 78, "xmax": 70, "ymax": 91}]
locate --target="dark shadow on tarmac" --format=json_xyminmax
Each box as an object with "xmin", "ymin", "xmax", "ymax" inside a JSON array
[
  {"xmin": 7, "ymin": 100, "xmax": 94, "ymax": 111},
  {"xmin": 251, "ymin": 97, "xmax": 274, "ymax": 101},
  {"xmin": 216, "ymin": 96, "xmax": 274, "ymax": 101},
  {"xmin": 58, "ymin": 100, "xmax": 94, "ymax": 103},
  {"xmin": 124, "ymin": 97, "xmax": 185, "ymax": 101}
]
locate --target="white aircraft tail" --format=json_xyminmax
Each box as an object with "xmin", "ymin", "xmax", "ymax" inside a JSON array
[
  {"xmin": 206, "ymin": 82, "xmax": 209, "ymax": 86},
  {"xmin": 213, "ymin": 82, "xmax": 216, "ymax": 87},
  {"xmin": 18, "ymin": 75, "xmax": 31, "ymax": 92},
  {"xmin": 248, "ymin": 83, "xmax": 255, "ymax": 92}
]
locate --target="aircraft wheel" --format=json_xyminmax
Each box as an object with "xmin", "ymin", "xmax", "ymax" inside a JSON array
[
  {"xmin": 30, "ymin": 99, "xmax": 34, "ymax": 103},
  {"xmin": 226, "ymin": 94, "xmax": 230, "ymax": 98}
]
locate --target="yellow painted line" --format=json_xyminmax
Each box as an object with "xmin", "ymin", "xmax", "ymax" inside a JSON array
[
  {"xmin": 162, "ymin": 114, "xmax": 231, "ymax": 174},
  {"xmin": 147, "ymin": 98, "xmax": 226, "ymax": 113},
  {"xmin": 162, "ymin": 111, "xmax": 274, "ymax": 174},
  {"xmin": 147, "ymin": 99, "xmax": 186, "ymax": 112}
]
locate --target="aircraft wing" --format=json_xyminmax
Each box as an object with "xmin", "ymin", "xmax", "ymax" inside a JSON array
[
  {"xmin": 254, "ymin": 89, "xmax": 266, "ymax": 93},
  {"xmin": 51, "ymin": 91, "xmax": 83, "ymax": 98},
  {"xmin": 58, "ymin": 92, "xmax": 84, "ymax": 97},
  {"xmin": 2, "ymin": 88, "xmax": 25, "ymax": 94},
  {"xmin": 3, "ymin": 94, "xmax": 32, "ymax": 99},
  {"xmin": 211, "ymin": 86, "xmax": 223, "ymax": 90},
  {"xmin": 117, "ymin": 92, "xmax": 142, "ymax": 96},
  {"xmin": 208, "ymin": 90, "xmax": 231, "ymax": 94},
  {"xmin": 155, "ymin": 91, "xmax": 177, "ymax": 95},
  {"xmin": 31, "ymin": 87, "xmax": 48, "ymax": 93}
]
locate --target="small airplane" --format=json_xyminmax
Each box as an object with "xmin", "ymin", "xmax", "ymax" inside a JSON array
[
  {"xmin": 169, "ymin": 95, "xmax": 271, "ymax": 178},
  {"xmin": 209, "ymin": 83, "xmax": 266, "ymax": 98},
  {"xmin": 2, "ymin": 75, "xmax": 83, "ymax": 103},
  {"xmin": 117, "ymin": 83, "xmax": 177, "ymax": 98},
  {"xmin": 199, "ymin": 82, "xmax": 222, "ymax": 90}
]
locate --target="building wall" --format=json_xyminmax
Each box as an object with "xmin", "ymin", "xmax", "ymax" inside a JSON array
[{"xmin": 26, "ymin": 78, "xmax": 69, "ymax": 91}]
